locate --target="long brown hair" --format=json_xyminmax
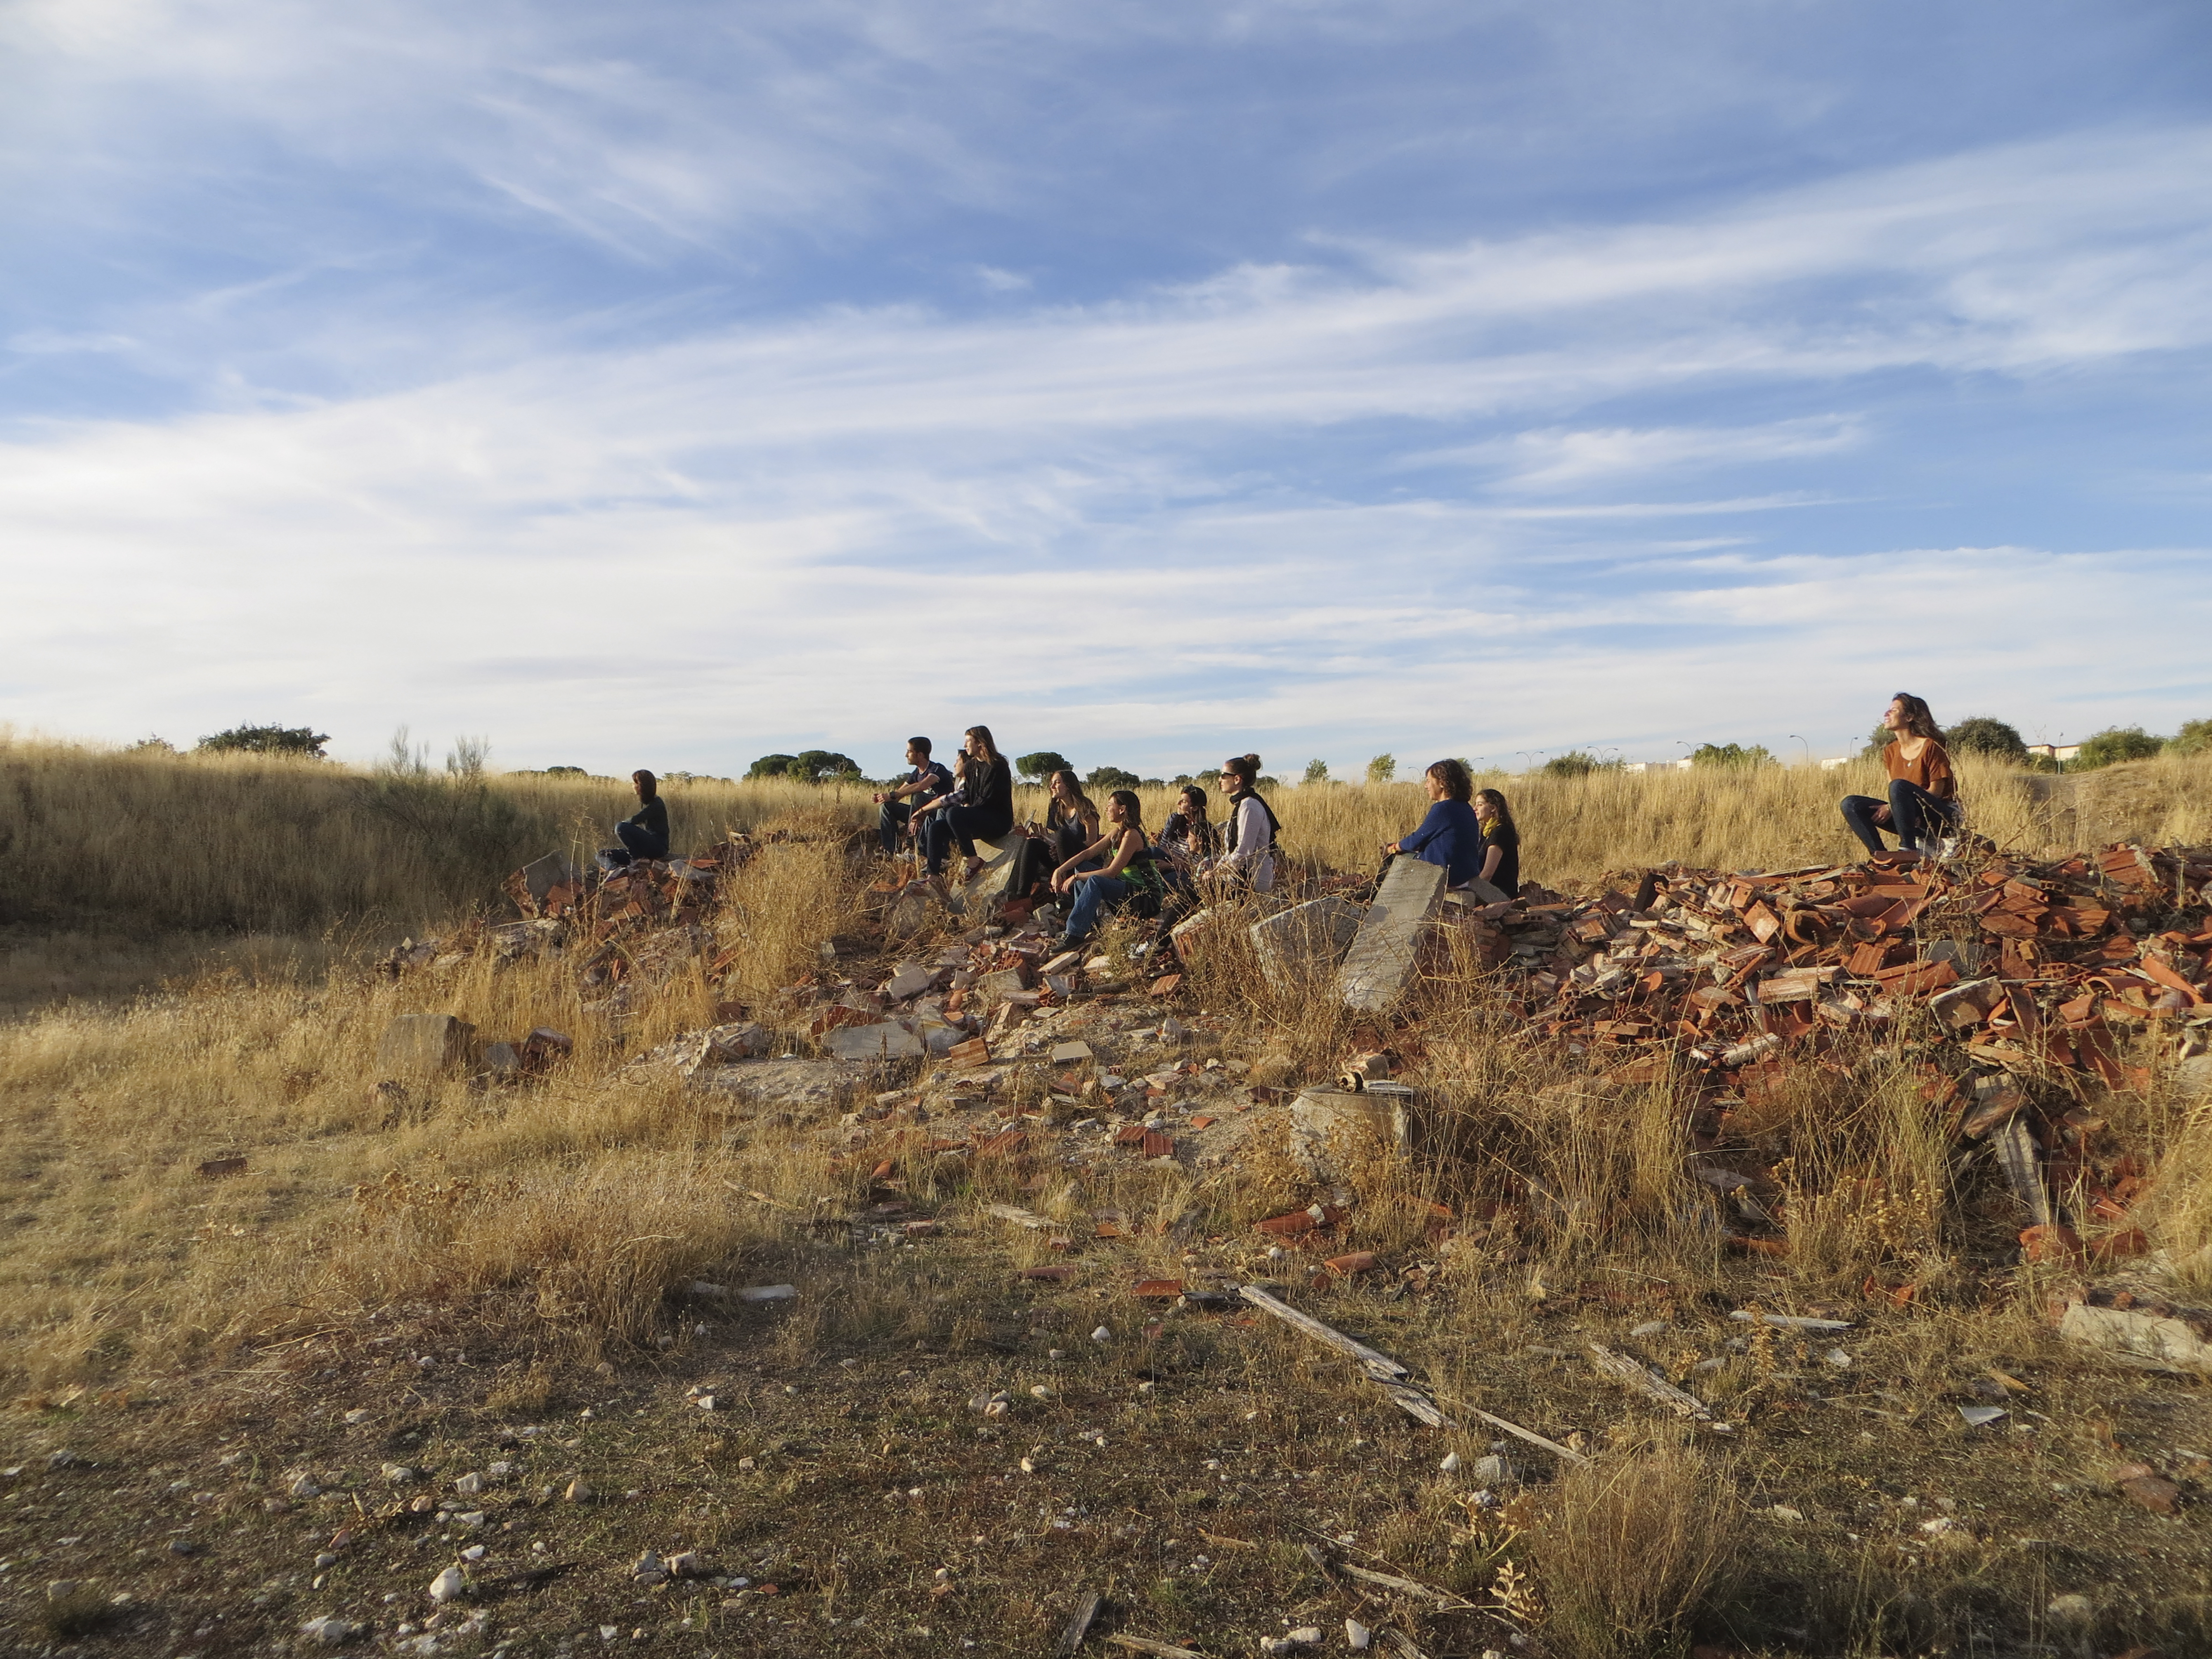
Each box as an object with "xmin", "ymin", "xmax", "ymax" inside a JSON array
[
  {"xmin": 965, "ymin": 725, "xmax": 1004, "ymax": 767},
  {"xmin": 1889, "ymin": 693, "xmax": 1941, "ymax": 742},
  {"xmin": 1107, "ymin": 789, "xmax": 1145, "ymax": 835},
  {"xmin": 1046, "ymin": 769, "xmax": 1098, "ymax": 828},
  {"xmin": 1475, "ymin": 787, "xmax": 1515, "ymax": 833}
]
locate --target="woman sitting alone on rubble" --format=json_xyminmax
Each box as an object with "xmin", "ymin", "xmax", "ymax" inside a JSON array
[
  {"xmin": 601, "ymin": 770, "xmax": 669, "ymax": 868},
  {"xmin": 1841, "ymin": 693, "xmax": 1961, "ymax": 858},
  {"xmin": 1383, "ymin": 759, "xmax": 1483, "ymax": 887},
  {"xmin": 1198, "ymin": 754, "xmax": 1279, "ymax": 893},
  {"xmin": 1474, "ymin": 788, "xmax": 1520, "ymax": 895},
  {"xmin": 1005, "ymin": 769, "xmax": 1101, "ymax": 898},
  {"xmin": 1051, "ymin": 790, "xmax": 1167, "ymax": 948}
]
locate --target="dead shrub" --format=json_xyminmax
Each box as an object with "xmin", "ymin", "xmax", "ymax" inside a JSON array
[{"xmin": 1528, "ymin": 1439, "xmax": 1742, "ymax": 1659}]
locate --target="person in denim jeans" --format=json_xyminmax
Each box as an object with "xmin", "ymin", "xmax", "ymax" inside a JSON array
[
  {"xmin": 1842, "ymin": 692, "xmax": 1961, "ymax": 855},
  {"xmin": 1051, "ymin": 790, "xmax": 1162, "ymax": 949}
]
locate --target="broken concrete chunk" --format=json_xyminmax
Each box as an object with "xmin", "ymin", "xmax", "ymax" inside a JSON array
[
  {"xmin": 694, "ymin": 1057, "xmax": 850, "ymax": 1113},
  {"xmin": 693, "ymin": 1023, "xmax": 774, "ymax": 1069},
  {"xmin": 885, "ymin": 965, "xmax": 935, "ymax": 1001},
  {"xmin": 1049, "ymin": 1041, "xmax": 1095, "ymax": 1065},
  {"xmin": 1249, "ymin": 895, "xmax": 1366, "ymax": 988},
  {"xmin": 514, "ymin": 851, "xmax": 579, "ymax": 905},
  {"xmin": 823, "ymin": 1018, "xmax": 927, "ymax": 1062},
  {"xmin": 2054, "ymin": 1289, "xmax": 2212, "ymax": 1374},
  {"xmin": 1290, "ymin": 1084, "xmax": 1412, "ymax": 1180},
  {"xmin": 1340, "ymin": 858, "xmax": 1447, "ymax": 1012},
  {"xmin": 375, "ymin": 1013, "xmax": 477, "ymax": 1079}
]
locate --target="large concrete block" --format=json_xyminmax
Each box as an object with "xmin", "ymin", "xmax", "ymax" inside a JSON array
[
  {"xmin": 376, "ymin": 1013, "xmax": 476, "ymax": 1078},
  {"xmin": 1248, "ymin": 895, "xmax": 1366, "ymax": 988},
  {"xmin": 960, "ymin": 834, "xmax": 1026, "ymax": 906},
  {"xmin": 1339, "ymin": 858, "xmax": 1447, "ymax": 1012},
  {"xmin": 1290, "ymin": 1083, "xmax": 1414, "ymax": 1180}
]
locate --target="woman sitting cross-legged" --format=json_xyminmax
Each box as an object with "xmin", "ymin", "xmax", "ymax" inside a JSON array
[
  {"xmin": 1051, "ymin": 790, "xmax": 1166, "ymax": 950},
  {"xmin": 1841, "ymin": 692, "xmax": 1961, "ymax": 858},
  {"xmin": 1382, "ymin": 759, "xmax": 1484, "ymax": 887}
]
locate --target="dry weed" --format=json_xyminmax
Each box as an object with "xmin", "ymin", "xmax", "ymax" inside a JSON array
[{"xmin": 1529, "ymin": 1437, "xmax": 1742, "ymax": 1659}]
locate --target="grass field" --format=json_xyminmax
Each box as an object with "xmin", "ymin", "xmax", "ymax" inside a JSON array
[{"xmin": 2, "ymin": 737, "xmax": 2210, "ymax": 1656}]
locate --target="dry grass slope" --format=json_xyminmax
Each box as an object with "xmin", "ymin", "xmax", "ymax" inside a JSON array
[{"xmin": 1, "ymin": 737, "xmax": 2208, "ymax": 1654}]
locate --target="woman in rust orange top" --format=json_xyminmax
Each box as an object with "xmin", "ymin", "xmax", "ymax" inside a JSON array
[{"xmin": 1841, "ymin": 692, "xmax": 1961, "ymax": 857}]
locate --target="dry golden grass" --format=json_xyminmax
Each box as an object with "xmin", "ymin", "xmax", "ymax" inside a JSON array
[
  {"xmin": 1527, "ymin": 1437, "xmax": 1743, "ymax": 1659},
  {"xmin": 0, "ymin": 733, "xmax": 879, "ymax": 935},
  {"xmin": 3, "ymin": 735, "xmax": 2211, "ymax": 1655}
]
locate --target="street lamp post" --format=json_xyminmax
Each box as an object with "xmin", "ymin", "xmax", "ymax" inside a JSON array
[{"xmin": 1788, "ymin": 734, "xmax": 1811, "ymax": 766}]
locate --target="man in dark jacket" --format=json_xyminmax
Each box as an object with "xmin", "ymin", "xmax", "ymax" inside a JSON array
[{"xmin": 605, "ymin": 770, "xmax": 670, "ymax": 867}]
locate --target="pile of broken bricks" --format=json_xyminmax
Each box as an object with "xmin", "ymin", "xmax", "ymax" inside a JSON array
[
  {"xmin": 1434, "ymin": 843, "xmax": 2212, "ymax": 1271},
  {"xmin": 477, "ymin": 835, "xmax": 2212, "ymax": 1384}
]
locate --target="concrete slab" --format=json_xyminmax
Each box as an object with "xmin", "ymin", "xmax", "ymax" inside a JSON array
[
  {"xmin": 696, "ymin": 1057, "xmax": 852, "ymax": 1115},
  {"xmin": 960, "ymin": 834, "xmax": 1026, "ymax": 906},
  {"xmin": 823, "ymin": 1022, "xmax": 927, "ymax": 1062},
  {"xmin": 1339, "ymin": 857, "xmax": 1447, "ymax": 1012},
  {"xmin": 1290, "ymin": 1083, "xmax": 1414, "ymax": 1180},
  {"xmin": 1248, "ymin": 895, "xmax": 1365, "ymax": 988}
]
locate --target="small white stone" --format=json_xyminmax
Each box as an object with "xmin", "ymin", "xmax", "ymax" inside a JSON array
[
  {"xmin": 1091, "ymin": 1326, "xmax": 1112, "ymax": 1343},
  {"xmin": 461, "ymin": 1544, "xmax": 486, "ymax": 1561},
  {"xmin": 289, "ymin": 1474, "xmax": 321, "ymax": 1499},
  {"xmin": 453, "ymin": 1511, "xmax": 486, "ymax": 1529},
  {"xmin": 342, "ymin": 1409, "xmax": 371, "ymax": 1426},
  {"xmin": 428, "ymin": 1565, "xmax": 466, "ymax": 1604},
  {"xmin": 1438, "ymin": 1451, "xmax": 1461, "ymax": 1475},
  {"xmin": 453, "ymin": 1472, "xmax": 484, "ymax": 1496},
  {"xmin": 1345, "ymin": 1618, "xmax": 1371, "ymax": 1650},
  {"xmin": 1030, "ymin": 1385, "xmax": 1054, "ymax": 1400},
  {"xmin": 1629, "ymin": 1320, "xmax": 1668, "ymax": 1338},
  {"xmin": 382, "ymin": 1464, "xmax": 417, "ymax": 1485}
]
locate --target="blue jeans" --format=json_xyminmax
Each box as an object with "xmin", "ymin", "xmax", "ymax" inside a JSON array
[
  {"xmin": 1062, "ymin": 873, "xmax": 1130, "ymax": 944},
  {"xmin": 1842, "ymin": 782, "xmax": 1960, "ymax": 855}
]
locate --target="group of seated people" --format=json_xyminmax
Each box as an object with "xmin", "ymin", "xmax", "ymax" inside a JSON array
[
  {"xmin": 872, "ymin": 735, "xmax": 1522, "ymax": 954},
  {"xmin": 598, "ymin": 690, "xmax": 1953, "ymax": 951}
]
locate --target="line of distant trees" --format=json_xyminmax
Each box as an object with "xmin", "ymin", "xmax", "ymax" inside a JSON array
[{"xmin": 125, "ymin": 712, "xmax": 2212, "ymax": 785}]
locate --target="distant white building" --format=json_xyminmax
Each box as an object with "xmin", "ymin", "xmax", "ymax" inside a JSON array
[
  {"xmin": 2028, "ymin": 742, "xmax": 2081, "ymax": 763},
  {"xmin": 1624, "ymin": 759, "xmax": 1695, "ymax": 772}
]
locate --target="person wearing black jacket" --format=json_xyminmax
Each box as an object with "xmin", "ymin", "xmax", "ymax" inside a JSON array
[
  {"xmin": 604, "ymin": 770, "xmax": 670, "ymax": 867},
  {"xmin": 912, "ymin": 725, "xmax": 1016, "ymax": 880}
]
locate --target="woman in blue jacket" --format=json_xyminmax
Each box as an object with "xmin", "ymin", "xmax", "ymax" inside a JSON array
[{"xmin": 1384, "ymin": 759, "xmax": 1484, "ymax": 887}]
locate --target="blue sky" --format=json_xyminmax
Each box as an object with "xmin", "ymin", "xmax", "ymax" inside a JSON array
[{"xmin": 3, "ymin": 0, "xmax": 2209, "ymax": 780}]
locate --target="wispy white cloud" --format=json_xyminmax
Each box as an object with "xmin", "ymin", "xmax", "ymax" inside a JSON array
[{"xmin": 3, "ymin": 0, "xmax": 2211, "ymax": 776}]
